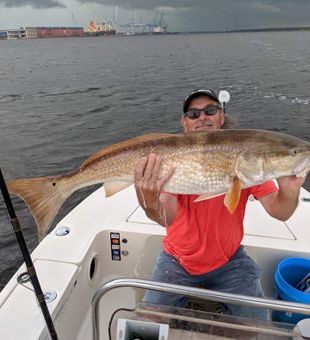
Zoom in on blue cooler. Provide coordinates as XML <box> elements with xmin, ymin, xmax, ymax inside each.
<box><xmin>273</xmin><ymin>257</ymin><xmax>310</xmax><ymax>324</ymax></box>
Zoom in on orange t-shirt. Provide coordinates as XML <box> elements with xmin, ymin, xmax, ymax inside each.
<box><xmin>163</xmin><ymin>181</ymin><xmax>278</xmax><ymax>275</ymax></box>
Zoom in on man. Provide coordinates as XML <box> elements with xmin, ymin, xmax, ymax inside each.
<box><xmin>134</xmin><ymin>89</ymin><xmax>307</xmax><ymax>319</ymax></box>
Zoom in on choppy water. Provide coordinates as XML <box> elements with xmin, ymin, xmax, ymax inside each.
<box><xmin>0</xmin><ymin>32</ymin><xmax>309</xmax><ymax>291</ymax></box>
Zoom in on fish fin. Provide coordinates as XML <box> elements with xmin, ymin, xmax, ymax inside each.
<box><xmin>103</xmin><ymin>180</ymin><xmax>132</xmax><ymax>197</ymax></box>
<box><xmin>194</xmin><ymin>192</ymin><xmax>225</xmax><ymax>202</ymax></box>
<box><xmin>224</xmin><ymin>177</ymin><xmax>242</xmax><ymax>214</ymax></box>
<box><xmin>81</xmin><ymin>132</ymin><xmax>177</xmax><ymax>170</ymax></box>
<box><xmin>7</xmin><ymin>175</ymin><xmax>74</xmax><ymax>241</ymax></box>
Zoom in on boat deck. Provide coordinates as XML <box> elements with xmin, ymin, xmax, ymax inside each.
<box><xmin>0</xmin><ymin>185</ymin><xmax>309</xmax><ymax>339</ymax></box>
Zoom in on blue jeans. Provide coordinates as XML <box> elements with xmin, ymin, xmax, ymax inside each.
<box><xmin>143</xmin><ymin>246</ymin><xmax>268</xmax><ymax>320</ymax></box>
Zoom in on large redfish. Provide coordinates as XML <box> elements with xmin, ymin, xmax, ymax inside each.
<box><xmin>7</xmin><ymin>130</ymin><xmax>310</xmax><ymax>240</ymax></box>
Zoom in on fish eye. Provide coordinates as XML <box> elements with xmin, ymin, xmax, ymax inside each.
<box><xmin>291</xmin><ymin>149</ymin><xmax>298</xmax><ymax>156</ymax></box>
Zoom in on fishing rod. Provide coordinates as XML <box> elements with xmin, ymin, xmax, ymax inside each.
<box><xmin>0</xmin><ymin>168</ymin><xmax>58</xmax><ymax>340</ymax></box>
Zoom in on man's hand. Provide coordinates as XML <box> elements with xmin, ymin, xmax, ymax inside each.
<box><xmin>260</xmin><ymin>172</ymin><xmax>309</xmax><ymax>221</ymax></box>
<box><xmin>134</xmin><ymin>153</ymin><xmax>176</xmax><ymax>226</ymax></box>
<box><xmin>277</xmin><ymin>174</ymin><xmax>308</xmax><ymax>195</ymax></box>
<box><xmin>134</xmin><ymin>154</ymin><xmax>174</xmax><ymax>209</ymax></box>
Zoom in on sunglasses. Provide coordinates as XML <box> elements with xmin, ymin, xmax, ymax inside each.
<box><xmin>184</xmin><ymin>105</ymin><xmax>222</xmax><ymax>120</ymax></box>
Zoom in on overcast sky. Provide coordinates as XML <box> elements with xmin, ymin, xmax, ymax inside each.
<box><xmin>1</xmin><ymin>0</ymin><xmax>310</xmax><ymax>32</ymax></box>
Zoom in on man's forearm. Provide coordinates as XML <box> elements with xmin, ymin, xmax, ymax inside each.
<box><xmin>144</xmin><ymin>201</ymin><xmax>175</xmax><ymax>227</ymax></box>
<box><xmin>260</xmin><ymin>175</ymin><xmax>307</xmax><ymax>221</ymax></box>
<box><xmin>267</xmin><ymin>189</ymin><xmax>299</xmax><ymax>221</ymax></box>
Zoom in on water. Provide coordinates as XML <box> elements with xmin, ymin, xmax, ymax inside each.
<box><xmin>0</xmin><ymin>32</ymin><xmax>309</xmax><ymax>291</ymax></box>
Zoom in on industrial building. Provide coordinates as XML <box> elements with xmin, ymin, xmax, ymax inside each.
<box><xmin>0</xmin><ymin>27</ymin><xmax>84</xmax><ymax>40</ymax></box>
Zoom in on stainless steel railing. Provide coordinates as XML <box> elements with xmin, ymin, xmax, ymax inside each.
<box><xmin>91</xmin><ymin>277</ymin><xmax>310</xmax><ymax>340</ymax></box>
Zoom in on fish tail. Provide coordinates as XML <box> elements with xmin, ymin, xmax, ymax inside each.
<box><xmin>7</xmin><ymin>174</ymin><xmax>75</xmax><ymax>241</ymax></box>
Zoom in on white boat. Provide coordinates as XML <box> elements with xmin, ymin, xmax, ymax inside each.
<box><xmin>0</xmin><ymin>184</ymin><xmax>310</xmax><ymax>339</ymax></box>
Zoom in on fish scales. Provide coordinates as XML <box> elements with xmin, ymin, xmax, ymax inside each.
<box><xmin>77</xmin><ymin>133</ymin><xmax>243</xmax><ymax>194</ymax></box>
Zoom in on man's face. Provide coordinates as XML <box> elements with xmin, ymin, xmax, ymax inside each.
<box><xmin>181</xmin><ymin>96</ymin><xmax>224</xmax><ymax>133</ymax></box>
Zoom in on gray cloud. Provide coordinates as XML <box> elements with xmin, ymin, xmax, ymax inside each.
<box><xmin>75</xmin><ymin>0</ymin><xmax>310</xmax><ymax>11</ymax></box>
<box><xmin>0</xmin><ymin>0</ymin><xmax>65</xmax><ymax>8</ymax></box>
<box><xmin>1</xmin><ymin>0</ymin><xmax>310</xmax><ymax>12</ymax></box>
<box><xmin>2</xmin><ymin>0</ymin><xmax>310</xmax><ymax>11</ymax></box>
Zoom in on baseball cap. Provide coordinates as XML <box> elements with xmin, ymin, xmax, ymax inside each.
<box><xmin>183</xmin><ymin>89</ymin><xmax>220</xmax><ymax>113</ymax></box>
